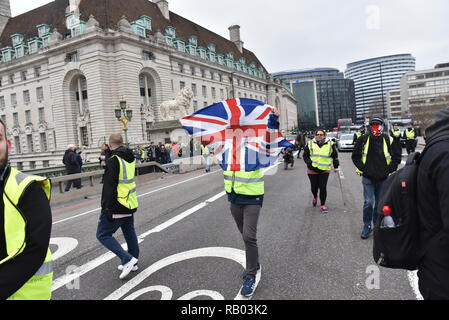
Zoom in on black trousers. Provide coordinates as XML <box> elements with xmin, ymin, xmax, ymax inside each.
<box><xmin>308</xmin><ymin>173</ymin><xmax>330</xmax><ymax>206</ymax></box>
<box><xmin>406</xmin><ymin>140</ymin><xmax>416</xmax><ymax>155</ymax></box>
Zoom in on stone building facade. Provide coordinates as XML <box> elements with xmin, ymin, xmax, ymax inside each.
<box><xmin>0</xmin><ymin>0</ymin><xmax>296</xmax><ymax>169</ymax></box>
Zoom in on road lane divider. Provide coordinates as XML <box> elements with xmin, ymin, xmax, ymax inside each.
<box><xmin>52</xmin><ymin>169</ymin><xmax>221</xmax><ymax>226</ymax></box>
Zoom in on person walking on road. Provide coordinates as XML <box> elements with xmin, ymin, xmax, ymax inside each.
<box><xmin>0</xmin><ymin>119</ymin><xmax>53</xmax><ymax>300</ymax></box>
<box><xmin>296</xmin><ymin>131</ymin><xmax>306</xmax><ymax>159</ymax></box>
<box><xmin>96</xmin><ymin>133</ymin><xmax>139</xmax><ymax>280</ymax></box>
<box><xmin>389</xmin><ymin>123</ymin><xmax>402</xmax><ymax>142</ymax></box>
<box><xmin>352</xmin><ymin>115</ymin><xmax>401</xmax><ymax>239</ymax></box>
<box><xmin>201</xmin><ymin>144</ymin><xmax>211</xmax><ymax>172</ymax></box>
<box><xmin>353</xmin><ymin>126</ymin><xmax>366</xmax><ymax>145</ymax></box>
<box><xmin>403</xmin><ymin>123</ymin><xmax>417</xmax><ymax>155</ymax></box>
<box><xmin>63</xmin><ymin>144</ymin><xmax>81</xmax><ymax>191</ymax></box>
<box><xmin>224</xmin><ymin>106</ymin><xmax>280</xmax><ymax>297</ymax></box>
<box><xmin>416</xmin><ymin>106</ymin><xmax>449</xmax><ymax>300</ymax></box>
<box><xmin>303</xmin><ymin>129</ymin><xmax>339</xmax><ymax>214</ymax></box>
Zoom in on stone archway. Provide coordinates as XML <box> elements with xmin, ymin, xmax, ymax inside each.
<box><xmin>62</xmin><ymin>69</ymin><xmax>92</xmax><ymax>148</ymax></box>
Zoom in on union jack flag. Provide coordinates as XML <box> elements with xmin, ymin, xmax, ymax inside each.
<box><xmin>180</xmin><ymin>98</ymin><xmax>293</xmax><ymax>172</ymax></box>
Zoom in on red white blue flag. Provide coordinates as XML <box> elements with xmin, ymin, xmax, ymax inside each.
<box><xmin>180</xmin><ymin>98</ymin><xmax>293</xmax><ymax>172</ymax></box>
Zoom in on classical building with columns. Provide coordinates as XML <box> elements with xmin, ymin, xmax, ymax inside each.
<box><xmin>0</xmin><ymin>0</ymin><xmax>297</xmax><ymax>169</ymax></box>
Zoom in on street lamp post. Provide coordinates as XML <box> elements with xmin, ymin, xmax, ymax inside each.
<box><xmin>115</xmin><ymin>99</ymin><xmax>133</xmax><ymax>148</ymax></box>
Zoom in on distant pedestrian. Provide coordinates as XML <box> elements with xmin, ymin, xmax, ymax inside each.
<box><xmin>296</xmin><ymin>131</ymin><xmax>306</xmax><ymax>159</ymax></box>
<box><xmin>201</xmin><ymin>144</ymin><xmax>211</xmax><ymax>172</ymax></box>
<box><xmin>96</xmin><ymin>133</ymin><xmax>139</xmax><ymax>280</ymax></box>
<box><xmin>403</xmin><ymin>123</ymin><xmax>417</xmax><ymax>155</ymax></box>
<box><xmin>75</xmin><ymin>147</ymin><xmax>83</xmax><ymax>189</ymax></box>
<box><xmin>353</xmin><ymin>126</ymin><xmax>366</xmax><ymax>145</ymax></box>
<box><xmin>62</xmin><ymin>144</ymin><xmax>81</xmax><ymax>192</ymax></box>
<box><xmin>352</xmin><ymin>115</ymin><xmax>401</xmax><ymax>239</ymax></box>
<box><xmin>303</xmin><ymin>129</ymin><xmax>339</xmax><ymax>214</ymax></box>
<box><xmin>0</xmin><ymin>119</ymin><xmax>53</xmax><ymax>300</ymax></box>
<box><xmin>389</xmin><ymin>123</ymin><xmax>402</xmax><ymax>142</ymax></box>
<box><xmin>416</xmin><ymin>106</ymin><xmax>449</xmax><ymax>300</ymax></box>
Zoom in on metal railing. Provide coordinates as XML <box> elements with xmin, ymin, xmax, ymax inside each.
<box><xmin>39</xmin><ymin>162</ymin><xmax>179</xmax><ymax>194</ymax></box>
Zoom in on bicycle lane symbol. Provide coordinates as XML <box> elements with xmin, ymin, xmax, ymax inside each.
<box><xmin>104</xmin><ymin>247</ymin><xmax>252</xmax><ymax>300</ymax></box>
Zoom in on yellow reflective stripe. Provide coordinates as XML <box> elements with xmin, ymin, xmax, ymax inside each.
<box><xmin>233</xmin><ymin>177</ymin><xmax>264</xmax><ymax>184</ymax></box>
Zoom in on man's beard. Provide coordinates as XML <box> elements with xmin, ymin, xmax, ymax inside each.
<box><xmin>0</xmin><ymin>146</ymin><xmax>8</xmax><ymax>170</ymax></box>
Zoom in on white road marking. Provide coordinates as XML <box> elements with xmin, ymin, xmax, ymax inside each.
<box><xmin>52</xmin><ymin>170</ymin><xmax>221</xmax><ymax>226</ymax></box>
<box><xmin>52</xmin><ymin>161</ymin><xmax>281</xmax><ymax>294</ymax></box>
<box><xmin>49</xmin><ymin>237</ymin><xmax>79</xmax><ymax>261</ymax></box>
<box><xmin>407</xmin><ymin>271</ymin><xmax>424</xmax><ymax>300</ymax></box>
<box><xmin>104</xmin><ymin>247</ymin><xmax>245</xmax><ymax>300</ymax></box>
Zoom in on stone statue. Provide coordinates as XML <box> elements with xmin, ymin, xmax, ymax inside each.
<box><xmin>160</xmin><ymin>87</ymin><xmax>194</xmax><ymax>121</ymax></box>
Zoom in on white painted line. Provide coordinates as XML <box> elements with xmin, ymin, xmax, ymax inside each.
<box><xmin>407</xmin><ymin>271</ymin><xmax>424</xmax><ymax>300</ymax></box>
<box><xmin>52</xmin><ymin>162</ymin><xmax>279</xmax><ymax>294</ymax></box>
<box><xmin>104</xmin><ymin>247</ymin><xmax>245</xmax><ymax>300</ymax></box>
<box><xmin>52</xmin><ymin>170</ymin><xmax>220</xmax><ymax>226</ymax></box>
<box><xmin>51</xmin><ymin>189</ymin><xmax>226</xmax><ymax>292</ymax></box>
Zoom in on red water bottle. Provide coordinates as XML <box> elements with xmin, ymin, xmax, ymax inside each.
<box><xmin>380</xmin><ymin>206</ymin><xmax>395</xmax><ymax>228</ymax></box>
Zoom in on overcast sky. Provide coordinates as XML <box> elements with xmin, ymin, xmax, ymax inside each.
<box><xmin>10</xmin><ymin>0</ymin><xmax>449</xmax><ymax>73</ymax></box>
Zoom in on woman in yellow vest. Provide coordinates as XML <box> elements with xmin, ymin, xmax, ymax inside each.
<box><xmin>303</xmin><ymin>129</ymin><xmax>340</xmax><ymax>214</ymax></box>
<box><xmin>0</xmin><ymin>120</ymin><xmax>53</xmax><ymax>300</ymax></box>
<box><xmin>224</xmin><ymin>106</ymin><xmax>280</xmax><ymax>297</ymax></box>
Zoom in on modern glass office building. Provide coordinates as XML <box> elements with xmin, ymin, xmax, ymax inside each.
<box><xmin>345</xmin><ymin>54</ymin><xmax>416</xmax><ymax>121</ymax></box>
<box><xmin>273</xmin><ymin>68</ymin><xmax>356</xmax><ymax>130</ymax></box>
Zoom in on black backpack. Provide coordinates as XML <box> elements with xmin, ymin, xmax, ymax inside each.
<box><xmin>373</xmin><ymin>132</ymin><xmax>449</xmax><ymax>270</ymax></box>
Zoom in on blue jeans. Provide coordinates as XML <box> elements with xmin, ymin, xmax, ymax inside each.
<box><xmin>96</xmin><ymin>211</ymin><xmax>139</xmax><ymax>265</ymax></box>
<box><xmin>204</xmin><ymin>156</ymin><xmax>210</xmax><ymax>171</ymax></box>
<box><xmin>362</xmin><ymin>177</ymin><xmax>385</xmax><ymax>229</ymax></box>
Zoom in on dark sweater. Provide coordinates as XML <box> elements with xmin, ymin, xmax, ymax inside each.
<box><xmin>0</xmin><ymin>166</ymin><xmax>52</xmax><ymax>300</ymax></box>
<box><xmin>101</xmin><ymin>146</ymin><xmax>138</xmax><ymax>215</ymax></box>
<box><xmin>352</xmin><ymin>133</ymin><xmax>401</xmax><ymax>182</ymax></box>
<box><xmin>417</xmin><ymin>107</ymin><xmax>449</xmax><ymax>298</ymax></box>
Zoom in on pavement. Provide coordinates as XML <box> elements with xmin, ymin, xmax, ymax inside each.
<box><xmin>49</xmin><ymin>150</ymin><xmax>421</xmax><ymax>301</ymax></box>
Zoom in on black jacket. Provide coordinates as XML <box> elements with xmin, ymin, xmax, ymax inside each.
<box><xmin>352</xmin><ymin>132</ymin><xmax>401</xmax><ymax>182</ymax></box>
<box><xmin>101</xmin><ymin>146</ymin><xmax>137</xmax><ymax>215</ymax></box>
<box><xmin>303</xmin><ymin>139</ymin><xmax>339</xmax><ymax>173</ymax></box>
<box><xmin>417</xmin><ymin>106</ymin><xmax>449</xmax><ymax>299</ymax></box>
<box><xmin>63</xmin><ymin>149</ymin><xmax>81</xmax><ymax>174</ymax></box>
<box><xmin>0</xmin><ymin>165</ymin><xmax>52</xmax><ymax>299</ymax></box>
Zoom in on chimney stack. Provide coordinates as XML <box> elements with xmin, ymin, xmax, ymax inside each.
<box><xmin>154</xmin><ymin>0</ymin><xmax>170</xmax><ymax>20</ymax></box>
<box><xmin>0</xmin><ymin>0</ymin><xmax>11</xmax><ymax>36</ymax></box>
<box><xmin>229</xmin><ymin>25</ymin><xmax>244</xmax><ymax>53</ymax></box>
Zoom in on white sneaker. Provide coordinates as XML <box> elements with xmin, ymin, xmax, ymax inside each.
<box><xmin>119</xmin><ymin>257</ymin><xmax>138</xmax><ymax>279</ymax></box>
<box><xmin>118</xmin><ymin>264</ymin><xmax>138</xmax><ymax>272</ymax></box>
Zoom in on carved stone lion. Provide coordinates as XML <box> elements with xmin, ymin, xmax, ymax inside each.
<box><xmin>160</xmin><ymin>87</ymin><xmax>194</xmax><ymax>121</ymax></box>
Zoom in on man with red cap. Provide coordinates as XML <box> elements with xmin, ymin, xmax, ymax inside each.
<box><xmin>352</xmin><ymin>115</ymin><xmax>402</xmax><ymax>239</ymax></box>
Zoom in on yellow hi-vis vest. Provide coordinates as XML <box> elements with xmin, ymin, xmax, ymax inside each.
<box><xmin>355</xmin><ymin>132</ymin><xmax>362</xmax><ymax>139</ymax></box>
<box><xmin>309</xmin><ymin>140</ymin><xmax>333</xmax><ymax>171</ymax></box>
<box><xmin>223</xmin><ymin>169</ymin><xmax>264</xmax><ymax>196</ymax></box>
<box><xmin>406</xmin><ymin>129</ymin><xmax>415</xmax><ymax>140</ymax></box>
<box><xmin>201</xmin><ymin>145</ymin><xmax>210</xmax><ymax>156</ymax></box>
<box><xmin>356</xmin><ymin>136</ymin><xmax>393</xmax><ymax>176</ymax></box>
<box><xmin>112</xmin><ymin>155</ymin><xmax>138</xmax><ymax>210</ymax></box>
<box><xmin>1</xmin><ymin>167</ymin><xmax>53</xmax><ymax>300</ymax></box>
<box><xmin>392</xmin><ymin>129</ymin><xmax>401</xmax><ymax>138</ymax></box>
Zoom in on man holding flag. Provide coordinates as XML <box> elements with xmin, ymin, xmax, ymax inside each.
<box><xmin>181</xmin><ymin>98</ymin><xmax>289</xmax><ymax>297</ymax></box>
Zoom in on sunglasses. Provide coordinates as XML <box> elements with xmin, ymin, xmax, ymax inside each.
<box><xmin>316</xmin><ymin>133</ymin><xmax>325</xmax><ymax>136</ymax></box>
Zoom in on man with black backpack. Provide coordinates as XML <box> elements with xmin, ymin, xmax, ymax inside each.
<box><xmin>352</xmin><ymin>115</ymin><xmax>402</xmax><ymax>240</ymax></box>
<box><xmin>416</xmin><ymin>106</ymin><xmax>449</xmax><ymax>300</ymax></box>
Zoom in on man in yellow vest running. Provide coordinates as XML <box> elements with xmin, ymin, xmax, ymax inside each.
<box><xmin>224</xmin><ymin>106</ymin><xmax>280</xmax><ymax>297</ymax></box>
<box><xmin>0</xmin><ymin>120</ymin><xmax>53</xmax><ymax>300</ymax></box>
<box><xmin>96</xmin><ymin>133</ymin><xmax>139</xmax><ymax>280</ymax></box>
<box><xmin>352</xmin><ymin>116</ymin><xmax>401</xmax><ymax>239</ymax></box>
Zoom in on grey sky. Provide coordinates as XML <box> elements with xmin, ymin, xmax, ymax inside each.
<box><xmin>10</xmin><ymin>0</ymin><xmax>449</xmax><ymax>73</ymax></box>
